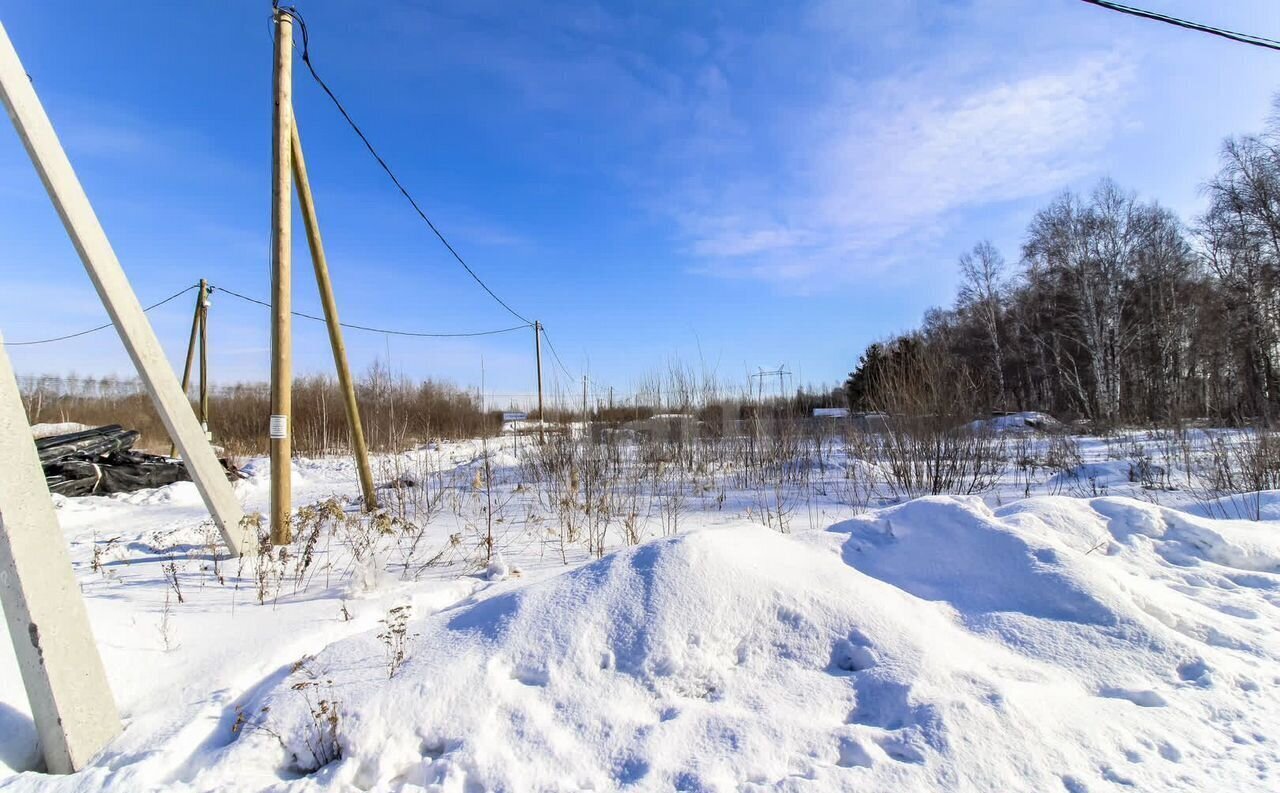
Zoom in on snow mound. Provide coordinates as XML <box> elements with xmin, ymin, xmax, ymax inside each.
<box><xmin>966</xmin><ymin>411</ymin><xmax>1060</xmax><ymax>433</ymax></box>
<box><xmin>194</xmin><ymin>496</ymin><xmax>1280</xmax><ymax>791</ymax></box>
<box><xmin>114</xmin><ymin>480</ymin><xmax>204</xmax><ymax>507</ymax></box>
<box><xmin>1179</xmin><ymin>489</ymin><xmax>1280</xmax><ymax>521</ymax></box>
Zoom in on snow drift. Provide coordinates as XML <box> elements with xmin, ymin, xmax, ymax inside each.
<box><xmin>133</xmin><ymin>495</ymin><xmax>1280</xmax><ymax>792</ymax></box>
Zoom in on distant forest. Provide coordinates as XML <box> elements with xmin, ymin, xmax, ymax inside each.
<box><xmin>844</xmin><ymin>103</ymin><xmax>1280</xmax><ymax>428</ymax></box>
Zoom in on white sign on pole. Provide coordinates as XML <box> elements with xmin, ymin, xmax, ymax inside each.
<box><xmin>269</xmin><ymin>414</ymin><xmax>288</xmax><ymax>439</ymax></box>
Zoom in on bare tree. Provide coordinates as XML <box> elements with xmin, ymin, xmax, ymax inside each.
<box><xmin>956</xmin><ymin>240</ymin><xmax>1009</xmax><ymax>408</ymax></box>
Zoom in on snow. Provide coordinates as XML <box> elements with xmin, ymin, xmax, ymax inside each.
<box><xmin>2</xmin><ymin>433</ymin><xmax>1280</xmax><ymax>790</ymax></box>
<box><xmin>967</xmin><ymin>411</ymin><xmax>1061</xmax><ymax>433</ymax></box>
<box><xmin>1181</xmin><ymin>490</ymin><xmax>1280</xmax><ymax>522</ymax></box>
<box><xmin>29</xmin><ymin>422</ymin><xmax>93</xmax><ymax>438</ymax></box>
<box><xmin>500</xmin><ymin>420</ymin><xmax>552</xmax><ymax>436</ymax></box>
<box><xmin>484</xmin><ymin>553</ymin><xmax>511</xmax><ymax>581</ymax></box>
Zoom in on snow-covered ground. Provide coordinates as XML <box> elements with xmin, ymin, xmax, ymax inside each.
<box><xmin>2</xmin><ymin>430</ymin><xmax>1279</xmax><ymax>791</ymax></box>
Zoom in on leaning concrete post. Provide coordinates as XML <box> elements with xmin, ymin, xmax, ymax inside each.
<box><xmin>0</xmin><ymin>20</ymin><xmax>250</xmax><ymax>556</ymax></box>
<box><xmin>0</xmin><ymin>331</ymin><xmax>122</xmax><ymax>773</ymax></box>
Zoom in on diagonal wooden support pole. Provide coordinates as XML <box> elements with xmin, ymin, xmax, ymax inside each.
<box><xmin>170</xmin><ymin>280</ymin><xmax>204</xmax><ymax>458</ymax></box>
<box><xmin>0</xmin><ymin>331</ymin><xmax>122</xmax><ymax>773</ymax></box>
<box><xmin>290</xmin><ymin>118</ymin><xmax>379</xmax><ymax>510</ymax></box>
<box><xmin>197</xmin><ymin>278</ymin><xmax>209</xmax><ymax>433</ymax></box>
<box><xmin>0</xmin><ymin>20</ymin><xmax>250</xmax><ymax>557</ymax></box>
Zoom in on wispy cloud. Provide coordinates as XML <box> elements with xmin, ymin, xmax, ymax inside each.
<box><xmin>679</xmin><ymin>52</ymin><xmax>1134</xmax><ymax>284</ymax></box>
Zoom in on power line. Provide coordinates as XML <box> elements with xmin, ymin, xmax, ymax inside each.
<box><xmin>1079</xmin><ymin>0</ymin><xmax>1280</xmax><ymax>51</ymax></box>
<box><xmin>2</xmin><ymin>284</ymin><xmax>199</xmax><ymax>346</ymax></box>
<box><xmin>275</xmin><ymin>4</ymin><xmax>535</xmax><ymax>326</ymax></box>
<box><xmin>538</xmin><ymin>326</ymin><xmax>577</xmax><ymax>381</ymax></box>
<box><xmin>212</xmin><ymin>284</ymin><xmax>531</xmax><ymax>338</ymax></box>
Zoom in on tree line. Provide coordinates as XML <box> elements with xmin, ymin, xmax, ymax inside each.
<box><xmin>845</xmin><ymin>105</ymin><xmax>1280</xmax><ymax>428</ymax></box>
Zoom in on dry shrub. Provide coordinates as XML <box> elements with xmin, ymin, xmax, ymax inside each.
<box><xmin>865</xmin><ymin>341</ymin><xmax>1007</xmax><ymax>498</ymax></box>
<box><xmin>18</xmin><ymin>366</ymin><xmax>496</xmax><ymax>456</ymax></box>
<box><xmin>1189</xmin><ymin>428</ymin><xmax>1280</xmax><ymax>520</ymax></box>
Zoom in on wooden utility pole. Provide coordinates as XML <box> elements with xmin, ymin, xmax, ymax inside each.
<box><xmin>0</xmin><ymin>331</ymin><xmax>122</xmax><ymax>773</ymax></box>
<box><xmin>198</xmin><ymin>279</ymin><xmax>209</xmax><ymax>436</ymax></box>
<box><xmin>172</xmin><ymin>280</ymin><xmax>204</xmax><ymax>457</ymax></box>
<box><xmin>270</xmin><ymin>8</ymin><xmax>294</xmax><ymax>544</ymax></box>
<box><xmin>290</xmin><ymin>119</ymin><xmax>378</xmax><ymax>510</ymax></box>
<box><xmin>582</xmin><ymin>375</ymin><xmax>588</xmax><ymax>421</ymax></box>
<box><xmin>0</xmin><ymin>20</ymin><xmax>249</xmax><ymax>556</ymax></box>
<box><xmin>534</xmin><ymin>320</ymin><xmax>545</xmax><ymax>442</ymax></box>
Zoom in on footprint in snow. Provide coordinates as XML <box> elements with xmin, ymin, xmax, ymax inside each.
<box><xmin>871</xmin><ymin>733</ymin><xmax>925</xmax><ymax>764</ymax></box>
<box><xmin>836</xmin><ymin>737</ymin><xmax>875</xmax><ymax>768</ymax></box>
<box><xmin>1176</xmin><ymin>658</ymin><xmax>1212</xmax><ymax>687</ymax></box>
<box><xmin>829</xmin><ymin>632</ymin><xmax>878</xmax><ymax>675</ymax></box>
<box><xmin>487</xmin><ymin>656</ymin><xmax>549</xmax><ymax>687</ymax></box>
<box><xmin>512</xmin><ymin>665</ymin><xmax>549</xmax><ymax>687</ymax></box>
<box><xmin>1060</xmin><ymin>774</ymin><xmax>1089</xmax><ymax>793</ymax></box>
<box><xmin>835</xmin><ymin>733</ymin><xmax>923</xmax><ymax>767</ymax></box>
<box><xmin>1098</xmin><ymin>686</ymin><xmax>1167</xmax><ymax>708</ymax></box>
<box><xmin>1100</xmin><ymin>764</ymin><xmax>1136</xmax><ymax>786</ymax></box>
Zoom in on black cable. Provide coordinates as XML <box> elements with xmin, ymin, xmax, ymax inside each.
<box><xmin>3</xmin><ymin>284</ymin><xmax>200</xmax><ymax>346</ymax></box>
<box><xmin>1079</xmin><ymin>0</ymin><xmax>1280</xmax><ymax>51</ymax></box>
<box><xmin>539</xmin><ymin>326</ymin><xmax>577</xmax><ymax>381</ymax></box>
<box><xmin>212</xmin><ymin>284</ymin><xmax>531</xmax><ymax>338</ymax></box>
<box><xmin>273</xmin><ymin>4</ymin><xmax>535</xmax><ymax>326</ymax></box>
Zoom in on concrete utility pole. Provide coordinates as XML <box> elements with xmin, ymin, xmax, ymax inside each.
<box><xmin>0</xmin><ymin>20</ymin><xmax>249</xmax><ymax>556</ymax></box>
<box><xmin>290</xmin><ymin>119</ymin><xmax>378</xmax><ymax>510</ymax></box>
<box><xmin>0</xmin><ymin>331</ymin><xmax>122</xmax><ymax>774</ymax></box>
<box><xmin>270</xmin><ymin>8</ymin><xmax>294</xmax><ymax>544</ymax></box>
<box><xmin>534</xmin><ymin>321</ymin><xmax>545</xmax><ymax>442</ymax></box>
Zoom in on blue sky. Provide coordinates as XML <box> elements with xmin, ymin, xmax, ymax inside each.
<box><xmin>1</xmin><ymin>0</ymin><xmax>1278</xmax><ymax>404</ymax></box>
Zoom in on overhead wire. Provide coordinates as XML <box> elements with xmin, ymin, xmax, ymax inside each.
<box><xmin>272</xmin><ymin>3</ymin><xmax>535</xmax><ymax>326</ymax></box>
<box><xmin>3</xmin><ymin>279</ymin><xmax>530</xmax><ymax>347</ymax></box>
<box><xmin>2</xmin><ymin>283</ymin><xmax>199</xmax><ymax>346</ymax></box>
<box><xmin>13</xmin><ymin>6</ymin><xmax>588</xmax><ymax>373</ymax></box>
<box><xmin>211</xmin><ymin>284</ymin><xmax>532</xmax><ymax>338</ymax></box>
<box><xmin>1078</xmin><ymin>0</ymin><xmax>1280</xmax><ymax>52</ymax></box>
<box><xmin>538</xmin><ymin>326</ymin><xmax>577</xmax><ymax>382</ymax></box>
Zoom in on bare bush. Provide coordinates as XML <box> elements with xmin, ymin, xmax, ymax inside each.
<box><xmin>865</xmin><ymin>343</ymin><xmax>1007</xmax><ymax>498</ymax></box>
<box><xmin>1188</xmin><ymin>429</ymin><xmax>1280</xmax><ymax>520</ymax></box>
<box><xmin>18</xmin><ymin>369</ymin><xmax>496</xmax><ymax>456</ymax></box>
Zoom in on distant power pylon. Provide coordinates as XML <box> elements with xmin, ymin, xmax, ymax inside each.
<box><xmin>751</xmin><ymin>365</ymin><xmax>792</xmax><ymax>401</ymax></box>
